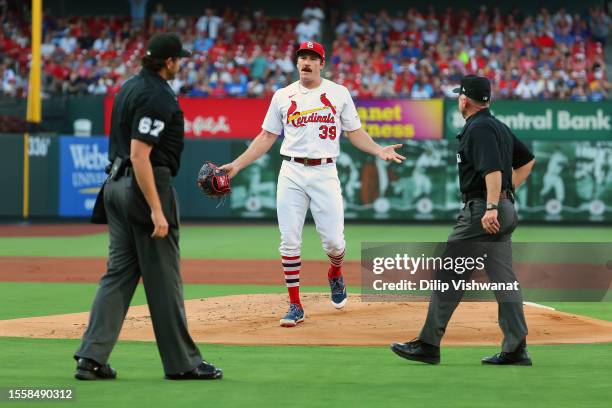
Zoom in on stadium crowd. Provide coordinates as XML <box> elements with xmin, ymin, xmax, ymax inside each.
<box><xmin>0</xmin><ymin>4</ymin><xmax>305</xmax><ymax>99</ymax></box>
<box><xmin>0</xmin><ymin>2</ymin><xmax>610</xmax><ymax>101</ymax></box>
<box><xmin>330</xmin><ymin>6</ymin><xmax>611</xmax><ymax>101</ymax></box>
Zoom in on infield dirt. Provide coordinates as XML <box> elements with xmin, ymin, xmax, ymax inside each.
<box><xmin>1</xmin><ymin>293</ymin><xmax>611</xmax><ymax>346</ymax></box>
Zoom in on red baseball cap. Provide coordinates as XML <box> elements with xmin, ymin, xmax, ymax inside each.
<box><xmin>296</xmin><ymin>41</ymin><xmax>325</xmax><ymax>61</ymax></box>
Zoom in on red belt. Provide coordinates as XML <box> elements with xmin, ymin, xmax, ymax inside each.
<box><xmin>282</xmin><ymin>156</ymin><xmax>334</xmax><ymax>166</ymax></box>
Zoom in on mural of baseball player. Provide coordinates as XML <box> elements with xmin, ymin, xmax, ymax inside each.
<box><xmin>592</xmin><ymin>144</ymin><xmax>611</xmax><ymax>200</ymax></box>
<box><xmin>389</xmin><ymin>144</ymin><xmax>440</xmax><ymax>211</ymax></box>
<box><xmin>601</xmin><ymin>149</ymin><xmax>612</xmax><ymax>199</ymax></box>
<box><xmin>410</xmin><ymin>147</ymin><xmax>440</xmax><ymax>201</ymax></box>
<box><xmin>540</xmin><ymin>146</ymin><xmax>568</xmax><ymax>203</ymax></box>
<box><xmin>375</xmin><ymin>157</ymin><xmax>391</xmax><ymax>197</ymax></box>
<box><xmin>230</xmin><ymin>153</ymin><xmax>277</xmax><ymax>213</ymax></box>
<box><xmin>575</xmin><ymin>157</ymin><xmax>596</xmax><ymax>201</ymax></box>
<box><xmin>220</xmin><ymin>41</ymin><xmax>405</xmax><ymax>327</ymax></box>
<box><xmin>245</xmin><ymin>154</ymin><xmax>277</xmax><ymax>210</ymax></box>
<box><xmin>336</xmin><ymin>152</ymin><xmax>361</xmax><ymax>206</ymax></box>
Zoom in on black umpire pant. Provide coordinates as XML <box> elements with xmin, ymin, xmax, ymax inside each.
<box><xmin>419</xmin><ymin>198</ymin><xmax>528</xmax><ymax>352</ymax></box>
<box><xmin>74</xmin><ymin>169</ymin><xmax>203</xmax><ymax>375</ymax></box>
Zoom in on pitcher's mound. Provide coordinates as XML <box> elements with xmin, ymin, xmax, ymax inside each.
<box><xmin>1</xmin><ymin>293</ymin><xmax>611</xmax><ymax>346</ymax></box>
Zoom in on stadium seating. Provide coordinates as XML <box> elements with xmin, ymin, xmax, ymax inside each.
<box><xmin>0</xmin><ymin>5</ymin><xmax>609</xmax><ymax>100</ymax></box>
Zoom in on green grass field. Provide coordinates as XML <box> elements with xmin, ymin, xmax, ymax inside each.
<box><xmin>0</xmin><ymin>224</ymin><xmax>611</xmax><ymax>408</ymax></box>
<box><xmin>2</xmin><ymin>224</ymin><xmax>612</xmax><ymax>259</ymax></box>
<box><xmin>2</xmin><ymin>337</ymin><xmax>610</xmax><ymax>408</ymax></box>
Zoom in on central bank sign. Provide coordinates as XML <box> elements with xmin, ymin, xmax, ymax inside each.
<box><xmin>444</xmin><ymin>101</ymin><xmax>612</xmax><ymax>140</ymax></box>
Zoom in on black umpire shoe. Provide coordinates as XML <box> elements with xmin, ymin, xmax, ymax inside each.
<box><xmin>390</xmin><ymin>339</ymin><xmax>440</xmax><ymax>365</ymax></box>
<box><xmin>482</xmin><ymin>341</ymin><xmax>533</xmax><ymax>366</ymax></box>
<box><xmin>74</xmin><ymin>357</ymin><xmax>117</xmax><ymax>380</ymax></box>
<box><xmin>165</xmin><ymin>361</ymin><xmax>223</xmax><ymax>380</ymax></box>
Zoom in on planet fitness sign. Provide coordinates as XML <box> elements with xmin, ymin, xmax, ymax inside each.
<box><xmin>356</xmin><ymin>99</ymin><xmax>443</xmax><ymax>140</ymax></box>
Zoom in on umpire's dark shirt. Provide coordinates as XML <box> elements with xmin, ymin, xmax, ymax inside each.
<box><xmin>108</xmin><ymin>67</ymin><xmax>184</xmax><ymax>176</ymax></box>
<box><xmin>456</xmin><ymin>108</ymin><xmax>534</xmax><ymax>193</ymax></box>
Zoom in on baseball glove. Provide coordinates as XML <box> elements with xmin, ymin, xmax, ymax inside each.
<box><xmin>197</xmin><ymin>161</ymin><xmax>231</xmax><ymax>203</ymax></box>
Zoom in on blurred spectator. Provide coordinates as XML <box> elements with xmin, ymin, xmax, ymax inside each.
<box><xmin>421</xmin><ymin>19</ymin><xmax>439</xmax><ymax>45</ymax></box>
<box><xmin>410</xmin><ymin>75</ymin><xmax>434</xmax><ymax>99</ymax></box>
<box><xmin>1</xmin><ymin>62</ymin><xmax>21</xmax><ymax>96</ymax></box>
<box><xmin>40</xmin><ymin>33</ymin><xmax>56</xmax><ymax>57</ymax></box>
<box><xmin>77</xmin><ymin>28</ymin><xmax>95</xmax><ymax>50</ymax></box>
<box><xmin>129</xmin><ymin>0</ymin><xmax>148</xmax><ymax>30</ymax></box>
<box><xmin>196</xmin><ymin>8</ymin><xmax>222</xmax><ymax>39</ymax></box>
<box><xmin>514</xmin><ymin>69</ymin><xmax>548</xmax><ymax>99</ymax></box>
<box><xmin>589</xmin><ymin>67</ymin><xmax>611</xmax><ymax>101</ymax></box>
<box><xmin>295</xmin><ymin>16</ymin><xmax>319</xmax><ymax>43</ymax></box>
<box><xmin>249</xmin><ymin>49</ymin><xmax>268</xmax><ymax>80</ymax></box>
<box><xmin>149</xmin><ymin>3</ymin><xmax>168</xmax><ymax>33</ymax></box>
<box><xmin>225</xmin><ymin>71</ymin><xmax>248</xmax><ymax>96</ymax></box>
<box><xmin>302</xmin><ymin>1</ymin><xmax>324</xmax><ymax>23</ymax></box>
<box><xmin>302</xmin><ymin>1</ymin><xmax>324</xmax><ymax>37</ymax></box>
<box><xmin>589</xmin><ymin>6</ymin><xmax>611</xmax><ymax>45</ymax></box>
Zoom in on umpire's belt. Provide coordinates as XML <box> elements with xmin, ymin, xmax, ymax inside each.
<box><xmin>282</xmin><ymin>155</ymin><xmax>334</xmax><ymax>166</ymax></box>
<box><xmin>123</xmin><ymin>166</ymin><xmax>170</xmax><ymax>177</ymax></box>
<box><xmin>462</xmin><ymin>190</ymin><xmax>514</xmax><ymax>203</ymax></box>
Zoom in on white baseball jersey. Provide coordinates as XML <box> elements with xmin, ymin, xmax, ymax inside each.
<box><xmin>262</xmin><ymin>79</ymin><xmax>362</xmax><ymax>159</ymax></box>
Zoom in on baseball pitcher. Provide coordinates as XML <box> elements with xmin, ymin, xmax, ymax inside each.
<box><xmin>221</xmin><ymin>41</ymin><xmax>405</xmax><ymax>327</ymax></box>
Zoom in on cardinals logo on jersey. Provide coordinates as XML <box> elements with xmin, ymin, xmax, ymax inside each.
<box><xmin>320</xmin><ymin>93</ymin><xmax>336</xmax><ymax>115</ymax></box>
<box><xmin>286</xmin><ymin>94</ymin><xmax>337</xmax><ymax>128</ymax></box>
<box><xmin>287</xmin><ymin>100</ymin><xmax>298</xmax><ymax>124</ymax></box>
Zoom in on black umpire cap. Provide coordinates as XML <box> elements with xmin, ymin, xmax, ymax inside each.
<box><xmin>453</xmin><ymin>75</ymin><xmax>491</xmax><ymax>102</ymax></box>
<box><xmin>145</xmin><ymin>33</ymin><xmax>191</xmax><ymax>59</ymax></box>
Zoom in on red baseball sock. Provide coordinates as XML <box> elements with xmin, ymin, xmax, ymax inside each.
<box><xmin>327</xmin><ymin>250</ymin><xmax>345</xmax><ymax>279</ymax></box>
<box><xmin>282</xmin><ymin>255</ymin><xmax>301</xmax><ymax>306</ymax></box>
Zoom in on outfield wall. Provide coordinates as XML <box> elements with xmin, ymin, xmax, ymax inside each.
<box><xmin>1</xmin><ymin>98</ymin><xmax>610</xmax><ymax>221</ymax></box>
<box><xmin>2</xmin><ymin>134</ymin><xmax>611</xmax><ymax>223</ymax></box>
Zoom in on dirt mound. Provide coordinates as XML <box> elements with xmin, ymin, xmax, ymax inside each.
<box><xmin>1</xmin><ymin>294</ymin><xmax>611</xmax><ymax>346</ymax></box>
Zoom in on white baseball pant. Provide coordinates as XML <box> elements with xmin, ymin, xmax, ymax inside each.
<box><xmin>276</xmin><ymin>159</ymin><xmax>345</xmax><ymax>258</ymax></box>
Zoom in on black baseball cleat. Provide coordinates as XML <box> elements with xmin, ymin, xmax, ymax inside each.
<box><xmin>390</xmin><ymin>339</ymin><xmax>440</xmax><ymax>365</ymax></box>
<box><xmin>74</xmin><ymin>357</ymin><xmax>117</xmax><ymax>380</ymax></box>
<box><xmin>165</xmin><ymin>361</ymin><xmax>223</xmax><ymax>380</ymax></box>
<box><xmin>482</xmin><ymin>342</ymin><xmax>533</xmax><ymax>366</ymax></box>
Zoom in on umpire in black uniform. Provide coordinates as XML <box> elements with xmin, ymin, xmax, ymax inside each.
<box><xmin>391</xmin><ymin>75</ymin><xmax>536</xmax><ymax>365</ymax></box>
<box><xmin>74</xmin><ymin>33</ymin><xmax>222</xmax><ymax>380</ymax></box>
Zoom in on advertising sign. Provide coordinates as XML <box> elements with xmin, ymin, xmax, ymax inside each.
<box><xmin>105</xmin><ymin>97</ymin><xmax>444</xmax><ymax>140</ymax></box>
<box><xmin>445</xmin><ymin>100</ymin><xmax>612</xmax><ymax>140</ymax></box>
<box><xmin>357</xmin><ymin>99</ymin><xmax>443</xmax><ymax>140</ymax></box>
<box><xmin>104</xmin><ymin>97</ymin><xmax>270</xmax><ymax>138</ymax></box>
<box><xmin>59</xmin><ymin>136</ymin><xmax>109</xmax><ymax>217</ymax></box>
